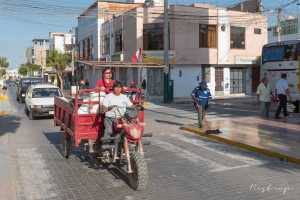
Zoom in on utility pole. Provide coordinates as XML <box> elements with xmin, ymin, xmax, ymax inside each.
<box><xmin>163</xmin><ymin>0</ymin><xmax>170</xmax><ymax>103</ymax></box>
<box><xmin>71</xmin><ymin>47</ymin><xmax>75</xmax><ymax>76</ymax></box>
<box><xmin>276</xmin><ymin>8</ymin><xmax>282</xmax><ymax>42</ymax></box>
<box><xmin>121</xmin><ymin>14</ymin><xmax>124</xmax><ymax>62</ymax></box>
<box><xmin>298</xmin><ymin>0</ymin><xmax>300</xmax><ymax>38</ymax></box>
<box><xmin>41</xmin><ymin>48</ymin><xmax>45</xmax><ymax>78</ymax></box>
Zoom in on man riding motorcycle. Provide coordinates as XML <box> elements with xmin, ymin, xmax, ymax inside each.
<box><xmin>102</xmin><ymin>81</ymin><xmax>133</xmax><ymax>141</ymax></box>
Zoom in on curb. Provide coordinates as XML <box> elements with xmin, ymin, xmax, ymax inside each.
<box><xmin>0</xmin><ymin>111</ymin><xmax>10</xmax><ymax>116</ymax></box>
<box><xmin>0</xmin><ymin>95</ymin><xmax>8</xmax><ymax>101</ymax></box>
<box><xmin>180</xmin><ymin>126</ymin><xmax>300</xmax><ymax>166</ymax></box>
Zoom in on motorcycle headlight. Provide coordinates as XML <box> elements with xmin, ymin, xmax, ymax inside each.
<box><xmin>21</xmin><ymin>93</ymin><xmax>25</xmax><ymax>97</ymax></box>
<box><xmin>128</xmin><ymin>125</ymin><xmax>142</xmax><ymax>139</ymax></box>
<box><xmin>125</xmin><ymin>107</ymin><xmax>138</xmax><ymax>119</ymax></box>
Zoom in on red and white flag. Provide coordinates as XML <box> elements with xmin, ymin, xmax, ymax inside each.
<box><xmin>132</xmin><ymin>48</ymin><xmax>142</xmax><ymax>64</ymax></box>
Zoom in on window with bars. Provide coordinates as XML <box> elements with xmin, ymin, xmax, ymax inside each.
<box><xmin>143</xmin><ymin>23</ymin><xmax>164</xmax><ymax>50</ymax></box>
<box><xmin>199</xmin><ymin>24</ymin><xmax>217</xmax><ymax>48</ymax></box>
<box><xmin>215</xmin><ymin>68</ymin><xmax>224</xmax><ymax>91</ymax></box>
<box><xmin>230</xmin><ymin>68</ymin><xmax>246</xmax><ymax>94</ymax></box>
<box><xmin>102</xmin><ymin>34</ymin><xmax>110</xmax><ymax>55</ymax></box>
<box><xmin>115</xmin><ymin>30</ymin><xmax>122</xmax><ymax>52</ymax></box>
<box><xmin>230</xmin><ymin>26</ymin><xmax>245</xmax><ymax>49</ymax></box>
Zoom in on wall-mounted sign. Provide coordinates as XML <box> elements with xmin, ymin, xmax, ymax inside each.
<box><xmin>142</xmin><ymin>50</ymin><xmax>176</xmax><ymax>64</ymax></box>
<box><xmin>235</xmin><ymin>56</ymin><xmax>257</xmax><ymax>64</ymax></box>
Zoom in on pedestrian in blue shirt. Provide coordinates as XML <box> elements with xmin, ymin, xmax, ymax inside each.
<box><xmin>191</xmin><ymin>81</ymin><xmax>212</xmax><ymax>128</ymax></box>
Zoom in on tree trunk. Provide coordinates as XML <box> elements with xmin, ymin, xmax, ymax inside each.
<box><xmin>57</xmin><ymin>73</ymin><xmax>64</xmax><ymax>90</ymax></box>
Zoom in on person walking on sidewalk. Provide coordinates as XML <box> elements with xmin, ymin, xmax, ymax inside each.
<box><xmin>275</xmin><ymin>73</ymin><xmax>291</xmax><ymax>119</ymax></box>
<box><xmin>256</xmin><ymin>77</ymin><xmax>272</xmax><ymax>118</ymax></box>
<box><xmin>191</xmin><ymin>81</ymin><xmax>211</xmax><ymax>128</ymax></box>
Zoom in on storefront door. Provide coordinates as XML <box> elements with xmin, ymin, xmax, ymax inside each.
<box><xmin>230</xmin><ymin>68</ymin><xmax>246</xmax><ymax>94</ymax></box>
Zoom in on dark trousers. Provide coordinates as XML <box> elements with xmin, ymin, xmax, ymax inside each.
<box><xmin>275</xmin><ymin>94</ymin><xmax>288</xmax><ymax>118</ymax></box>
<box><xmin>292</xmin><ymin>100</ymin><xmax>299</xmax><ymax>113</ymax></box>
<box><xmin>104</xmin><ymin>117</ymin><xmax>115</xmax><ymax>139</ymax></box>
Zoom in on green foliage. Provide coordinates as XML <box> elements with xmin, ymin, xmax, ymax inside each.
<box><xmin>18</xmin><ymin>65</ymin><xmax>28</xmax><ymax>76</ymax></box>
<box><xmin>0</xmin><ymin>57</ymin><xmax>9</xmax><ymax>78</ymax></box>
<box><xmin>46</xmin><ymin>49</ymin><xmax>71</xmax><ymax>75</ymax></box>
<box><xmin>0</xmin><ymin>68</ymin><xmax>6</xmax><ymax>78</ymax></box>
<box><xmin>46</xmin><ymin>49</ymin><xmax>71</xmax><ymax>89</ymax></box>
<box><xmin>0</xmin><ymin>57</ymin><xmax>9</xmax><ymax>69</ymax></box>
<box><xmin>18</xmin><ymin>63</ymin><xmax>41</xmax><ymax>76</ymax></box>
<box><xmin>27</xmin><ymin>63</ymin><xmax>41</xmax><ymax>72</ymax></box>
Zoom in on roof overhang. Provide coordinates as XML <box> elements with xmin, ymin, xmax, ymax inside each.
<box><xmin>76</xmin><ymin>60</ymin><xmax>165</xmax><ymax>68</ymax></box>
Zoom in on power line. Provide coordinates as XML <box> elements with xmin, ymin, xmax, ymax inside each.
<box><xmin>0</xmin><ymin>0</ymin><xmax>269</xmax><ymax>27</ymax></box>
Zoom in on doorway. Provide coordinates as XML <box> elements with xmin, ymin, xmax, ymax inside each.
<box><xmin>230</xmin><ymin>68</ymin><xmax>246</xmax><ymax>94</ymax></box>
<box><xmin>215</xmin><ymin>68</ymin><xmax>224</xmax><ymax>96</ymax></box>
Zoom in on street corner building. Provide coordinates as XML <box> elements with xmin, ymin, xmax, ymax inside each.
<box><xmin>75</xmin><ymin>0</ymin><xmax>267</xmax><ymax>101</ymax></box>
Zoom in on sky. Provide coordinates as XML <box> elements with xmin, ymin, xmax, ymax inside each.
<box><xmin>0</xmin><ymin>0</ymin><xmax>299</xmax><ymax>69</ymax></box>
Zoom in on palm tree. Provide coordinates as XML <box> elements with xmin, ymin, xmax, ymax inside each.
<box><xmin>46</xmin><ymin>49</ymin><xmax>71</xmax><ymax>89</ymax></box>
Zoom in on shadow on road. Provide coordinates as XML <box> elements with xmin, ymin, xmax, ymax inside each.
<box><xmin>43</xmin><ymin>131</ymin><xmax>141</xmax><ymax>190</ymax></box>
<box><xmin>44</xmin><ymin>131</ymin><xmax>61</xmax><ymax>147</ymax></box>
<box><xmin>0</xmin><ymin>115</ymin><xmax>21</xmax><ymax>137</ymax></box>
<box><xmin>44</xmin><ymin>131</ymin><xmax>104</xmax><ymax>168</ymax></box>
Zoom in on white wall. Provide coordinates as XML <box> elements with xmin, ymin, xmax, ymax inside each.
<box><xmin>217</xmin><ymin>8</ymin><xmax>230</xmax><ymax>64</ymax></box>
<box><xmin>223</xmin><ymin>67</ymin><xmax>230</xmax><ymax>96</ymax></box>
<box><xmin>171</xmin><ymin>65</ymin><xmax>202</xmax><ymax>98</ymax></box>
<box><xmin>78</xmin><ymin>7</ymin><xmax>99</xmax><ymax>59</ymax></box>
<box><xmin>97</xmin><ymin>18</ymin><xmax>104</xmax><ymax>59</ymax></box>
<box><xmin>64</xmin><ymin>33</ymin><xmax>72</xmax><ymax>45</ymax></box>
<box><xmin>54</xmin><ymin>36</ymin><xmax>65</xmax><ymax>53</ymax></box>
<box><xmin>209</xmin><ymin>67</ymin><xmax>215</xmax><ymax>98</ymax></box>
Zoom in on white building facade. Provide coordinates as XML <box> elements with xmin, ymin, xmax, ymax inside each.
<box><xmin>164</xmin><ymin>4</ymin><xmax>266</xmax><ymax>99</ymax></box>
<box><xmin>77</xmin><ymin>1</ymin><xmax>267</xmax><ymax>100</ymax></box>
<box><xmin>49</xmin><ymin>31</ymin><xmax>76</xmax><ymax>54</ymax></box>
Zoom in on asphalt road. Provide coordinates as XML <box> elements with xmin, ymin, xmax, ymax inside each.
<box><xmin>1</xmin><ymin>86</ymin><xmax>300</xmax><ymax>200</ymax></box>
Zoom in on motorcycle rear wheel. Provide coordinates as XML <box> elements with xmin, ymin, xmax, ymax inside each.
<box><xmin>62</xmin><ymin>132</ymin><xmax>71</xmax><ymax>159</ymax></box>
<box><xmin>128</xmin><ymin>152</ymin><xmax>148</xmax><ymax>191</ymax></box>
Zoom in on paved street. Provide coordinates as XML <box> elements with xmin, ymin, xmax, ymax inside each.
<box><xmin>1</xmin><ymin>86</ymin><xmax>300</xmax><ymax>200</ymax></box>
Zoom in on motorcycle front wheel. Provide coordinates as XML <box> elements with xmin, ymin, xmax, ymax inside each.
<box><xmin>128</xmin><ymin>151</ymin><xmax>148</xmax><ymax>191</ymax></box>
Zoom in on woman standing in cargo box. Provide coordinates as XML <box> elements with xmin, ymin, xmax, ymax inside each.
<box><xmin>96</xmin><ymin>67</ymin><xmax>115</xmax><ymax>94</ymax></box>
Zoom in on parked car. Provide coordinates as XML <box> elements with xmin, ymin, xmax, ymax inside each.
<box><xmin>1</xmin><ymin>80</ymin><xmax>8</xmax><ymax>90</ymax></box>
<box><xmin>16</xmin><ymin>77</ymin><xmax>44</xmax><ymax>103</ymax></box>
<box><xmin>25</xmin><ymin>84</ymin><xmax>63</xmax><ymax>120</ymax></box>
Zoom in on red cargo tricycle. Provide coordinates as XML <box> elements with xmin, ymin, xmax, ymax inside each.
<box><xmin>54</xmin><ymin>88</ymin><xmax>150</xmax><ymax>190</ymax></box>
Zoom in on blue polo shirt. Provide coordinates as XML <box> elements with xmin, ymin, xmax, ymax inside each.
<box><xmin>192</xmin><ymin>87</ymin><xmax>212</xmax><ymax>106</ymax></box>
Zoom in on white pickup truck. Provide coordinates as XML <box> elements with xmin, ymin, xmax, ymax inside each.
<box><xmin>25</xmin><ymin>84</ymin><xmax>63</xmax><ymax>119</ymax></box>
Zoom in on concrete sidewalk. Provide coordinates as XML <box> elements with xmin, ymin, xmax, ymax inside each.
<box><xmin>0</xmin><ymin>92</ymin><xmax>17</xmax><ymax>200</ymax></box>
<box><xmin>0</xmin><ymin>93</ymin><xmax>14</xmax><ymax>115</ymax></box>
<box><xmin>179</xmin><ymin>98</ymin><xmax>300</xmax><ymax>165</ymax></box>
